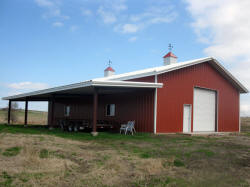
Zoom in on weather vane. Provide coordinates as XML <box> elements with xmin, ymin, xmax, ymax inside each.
<box><xmin>108</xmin><ymin>60</ymin><xmax>112</xmax><ymax>67</ymax></box>
<box><xmin>168</xmin><ymin>43</ymin><xmax>173</xmax><ymax>52</ymax></box>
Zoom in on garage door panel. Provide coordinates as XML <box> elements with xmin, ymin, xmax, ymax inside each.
<box><xmin>193</xmin><ymin>88</ymin><xmax>216</xmax><ymax>132</ymax></box>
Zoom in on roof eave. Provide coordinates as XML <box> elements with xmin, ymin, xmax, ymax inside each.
<box><xmin>210</xmin><ymin>58</ymin><xmax>248</xmax><ymax>93</ymax></box>
<box><xmin>2</xmin><ymin>80</ymin><xmax>93</xmax><ymax>100</ymax></box>
<box><xmin>92</xmin><ymin>80</ymin><xmax>163</xmax><ymax>88</ymax></box>
<box><xmin>2</xmin><ymin>80</ymin><xmax>163</xmax><ymax>101</ymax></box>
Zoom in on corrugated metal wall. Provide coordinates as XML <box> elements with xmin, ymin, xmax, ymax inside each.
<box><xmin>156</xmin><ymin>61</ymin><xmax>239</xmax><ymax>133</ymax></box>
<box><xmin>49</xmin><ymin>91</ymin><xmax>154</xmax><ymax>132</ymax></box>
<box><xmin>128</xmin><ymin>76</ymin><xmax>155</xmax><ymax>83</ymax></box>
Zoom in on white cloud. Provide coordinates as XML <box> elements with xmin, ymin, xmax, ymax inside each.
<box><xmin>120</xmin><ymin>24</ymin><xmax>140</xmax><ymax>33</ymax></box>
<box><xmin>101</xmin><ymin>0</ymin><xmax>127</xmax><ymax>13</ymax></box>
<box><xmin>79</xmin><ymin>1</ymin><xmax>176</xmax><ymax>34</ymax></box>
<box><xmin>7</xmin><ymin>82</ymin><xmax>49</xmax><ymax>90</ymax></box>
<box><xmin>34</xmin><ymin>0</ymin><xmax>69</xmax><ymax>20</ymax></box>
<box><xmin>130</xmin><ymin>6</ymin><xmax>177</xmax><ymax>24</ymax></box>
<box><xmin>96</xmin><ymin>0</ymin><xmax>127</xmax><ymax>24</ymax></box>
<box><xmin>81</xmin><ymin>9</ymin><xmax>92</xmax><ymax>16</ymax></box>
<box><xmin>97</xmin><ymin>7</ymin><xmax>117</xmax><ymax>24</ymax></box>
<box><xmin>114</xmin><ymin>3</ymin><xmax>177</xmax><ymax>34</ymax></box>
<box><xmin>113</xmin><ymin>4</ymin><xmax>127</xmax><ymax>12</ymax></box>
<box><xmin>52</xmin><ymin>21</ymin><xmax>64</xmax><ymax>27</ymax></box>
<box><xmin>35</xmin><ymin>0</ymin><xmax>53</xmax><ymax>7</ymax></box>
<box><xmin>128</xmin><ymin>36</ymin><xmax>137</xmax><ymax>42</ymax></box>
<box><xmin>70</xmin><ymin>25</ymin><xmax>78</xmax><ymax>32</ymax></box>
<box><xmin>185</xmin><ymin>0</ymin><xmax>250</xmax><ymax>62</ymax></box>
<box><xmin>111</xmin><ymin>1</ymin><xmax>127</xmax><ymax>12</ymax></box>
<box><xmin>185</xmin><ymin>0</ymin><xmax>250</xmax><ymax>115</ymax></box>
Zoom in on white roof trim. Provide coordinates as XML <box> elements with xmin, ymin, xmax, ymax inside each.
<box><xmin>92</xmin><ymin>80</ymin><xmax>163</xmax><ymax>88</ymax></box>
<box><xmin>2</xmin><ymin>80</ymin><xmax>163</xmax><ymax>100</ymax></box>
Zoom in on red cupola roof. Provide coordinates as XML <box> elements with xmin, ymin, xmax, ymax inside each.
<box><xmin>163</xmin><ymin>52</ymin><xmax>177</xmax><ymax>58</ymax></box>
<box><xmin>105</xmin><ymin>66</ymin><xmax>115</xmax><ymax>72</ymax></box>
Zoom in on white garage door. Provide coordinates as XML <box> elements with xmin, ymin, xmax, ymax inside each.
<box><xmin>193</xmin><ymin>88</ymin><xmax>216</xmax><ymax>132</ymax></box>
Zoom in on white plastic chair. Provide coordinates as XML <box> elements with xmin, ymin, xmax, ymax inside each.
<box><xmin>120</xmin><ymin>121</ymin><xmax>136</xmax><ymax>135</ymax></box>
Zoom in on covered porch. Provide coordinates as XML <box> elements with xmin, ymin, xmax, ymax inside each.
<box><xmin>3</xmin><ymin>80</ymin><xmax>162</xmax><ymax>135</ymax></box>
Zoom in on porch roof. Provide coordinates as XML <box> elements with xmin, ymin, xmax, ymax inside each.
<box><xmin>2</xmin><ymin>80</ymin><xmax>163</xmax><ymax>101</ymax></box>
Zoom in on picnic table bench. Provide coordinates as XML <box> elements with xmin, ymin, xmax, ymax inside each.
<box><xmin>56</xmin><ymin>118</ymin><xmax>114</xmax><ymax>132</ymax></box>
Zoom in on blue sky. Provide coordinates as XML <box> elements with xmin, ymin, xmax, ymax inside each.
<box><xmin>0</xmin><ymin>0</ymin><xmax>250</xmax><ymax>115</ymax></box>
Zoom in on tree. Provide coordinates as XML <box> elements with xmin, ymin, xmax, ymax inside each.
<box><xmin>4</xmin><ymin>102</ymin><xmax>19</xmax><ymax>123</ymax></box>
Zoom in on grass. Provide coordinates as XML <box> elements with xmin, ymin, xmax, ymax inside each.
<box><xmin>241</xmin><ymin>117</ymin><xmax>250</xmax><ymax>132</ymax></box>
<box><xmin>0</xmin><ymin>124</ymin><xmax>160</xmax><ymax>142</ymax></box>
<box><xmin>0</xmin><ymin>123</ymin><xmax>249</xmax><ymax>186</ymax></box>
<box><xmin>173</xmin><ymin>159</ymin><xmax>185</xmax><ymax>167</ymax></box>
<box><xmin>39</xmin><ymin>149</ymin><xmax>49</xmax><ymax>158</ymax></box>
<box><xmin>2</xmin><ymin>146</ymin><xmax>21</xmax><ymax>157</ymax></box>
<box><xmin>134</xmin><ymin>176</ymin><xmax>190</xmax><ymax>187</ymax></box>
<box><xmin>195</xmin><ymin>149</ymin><xmax>215</xmax><ymax>157</ymax></box>
<box><xmin>0</xmin><ymin>172</ymin><xmax>13</xmax><ymax>187</ymax></box>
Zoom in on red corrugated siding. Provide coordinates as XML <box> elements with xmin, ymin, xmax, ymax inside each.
<box><xmin>157</xmin><ymin>62</ymin><xmax>239</xmax><ymax>133</ymax></box>
<box><xmin>50</xmin><ymin>91</ymin><xmax>154</xmax><ymax>132</ymax></box>
<box><xmin>125</xmin><ymin>76</ymin><xmax>155</xmax><ymax>132</ymax></box>
<box><xmin>128</xmin><ymin>76</ymin><xmax>155</xmax><ymax>83</ymax></box>
<box><xmin>98</xmin><ymin>92</ymin><xmax>154</xmax><ymax>132</ymax></box>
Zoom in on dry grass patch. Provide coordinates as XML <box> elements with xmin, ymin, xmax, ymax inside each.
<box><xmin>0</xmin><ymin>126</ymin><xmax>249</xmax><ymax>186</ymax></box>
<box><xmin>0</xmin><ymin>133</ymin><xmax>173</xmax><ymax>186</ymax></box>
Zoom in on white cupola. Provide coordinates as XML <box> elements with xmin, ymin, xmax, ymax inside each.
<box><xmin>104</xmin><ymin>66</ymin><xmax>115</xmax><ymax>77</ymax></box>
<box><xmin>104</xmin><ymin>60</ymin><xmax>115</xmax><ymax>77</ymax></box>
<box><xmin>163</xmin><ymin>52</ymin><xmax>178</xmax><ymax>65</ymax></box>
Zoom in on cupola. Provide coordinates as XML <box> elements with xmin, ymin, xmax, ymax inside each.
<box><xmin>104</xmin><ymin>60</ymin><xmax>115</xmax><ymax>77</ymax></box>
<box><xmin>163</xmin><ymin>44</ymin><xmax>178</xmax><ymax>65</ymax></box>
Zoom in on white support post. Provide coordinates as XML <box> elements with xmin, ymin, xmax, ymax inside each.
<box><xmin>239</xmin><ymin>93</ymin><xmax>241</xmax><ymax>133</ymax></box>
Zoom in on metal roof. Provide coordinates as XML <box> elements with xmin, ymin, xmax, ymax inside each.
<box><xmin>2</xmin><ymin>57</ymin><xmax>248</xmax><ymax>101</ymax></box>
<box><xmin>94</xmin><ymin>57</ymin><xmax>248</xmax><ymax>93</ymax></box>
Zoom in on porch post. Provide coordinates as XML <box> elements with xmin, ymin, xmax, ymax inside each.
<box><xmin>92</xmin><ymin>88</ymin><xmax>98</xmax><ymax>136</ymax></box>
<box><xmin>8</xmin><ymin>100</ymin><xmax>11</xmax><ymax>125</ymax></box>
<box><xmin>24</xmin><ymin>99</ymin><xmax>28</xmax><ymax>126</ymax></box>
<box><xmin>50</xmin><ymin>96</ymin><xmax>55</xmax><ymax>128</ymax></box>
<box><xmin>47</xmin><ymin>101</ymin><xmax>51</xmax><ymax>126</ymax></box>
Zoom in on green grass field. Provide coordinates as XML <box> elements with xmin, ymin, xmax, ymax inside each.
<box><xmin>0</xmin><ymin>124</ymin><xmax>249</xmax><ymax>187</ymax></box>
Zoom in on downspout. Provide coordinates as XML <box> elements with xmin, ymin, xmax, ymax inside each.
<box><xmin>154</xmin><ymin>73</ymin><xmax>158</xmax><ymax>134</ymax></box>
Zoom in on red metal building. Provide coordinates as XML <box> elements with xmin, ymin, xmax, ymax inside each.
<box><xmin>3</xmin><ymin>53</ymin><xmax>248</xmax><ymax>134</ymax></box>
